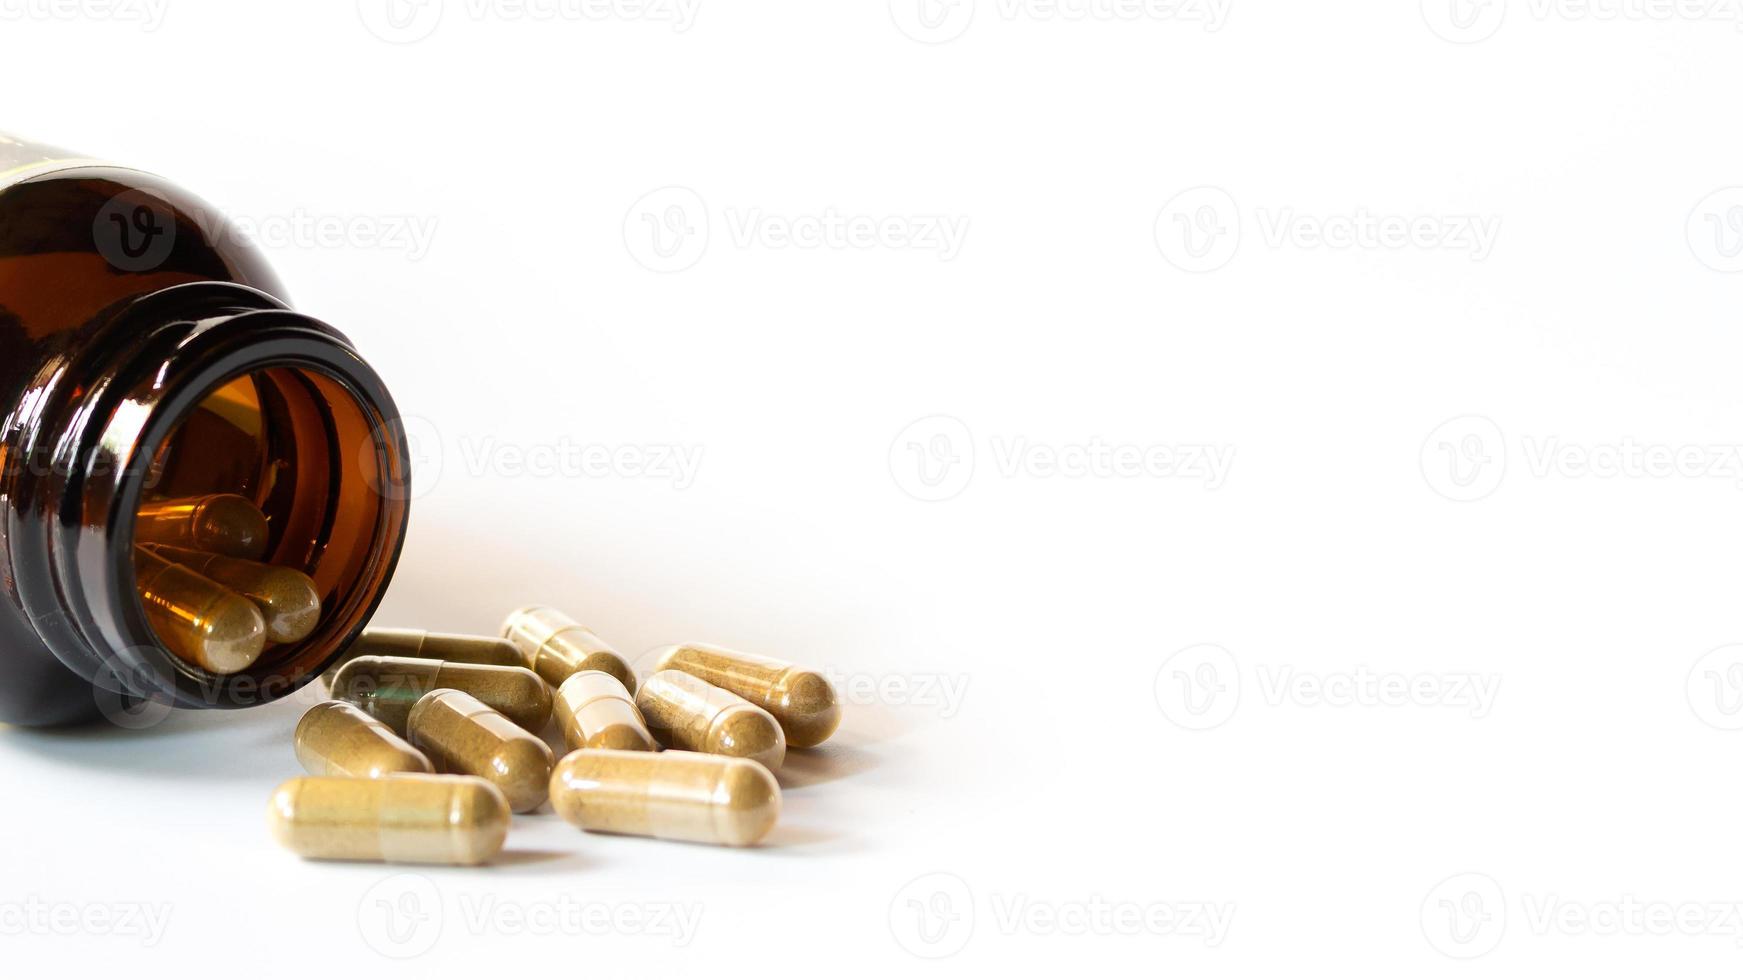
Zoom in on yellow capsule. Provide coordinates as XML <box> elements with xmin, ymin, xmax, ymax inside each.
<box><xmin>550</xmin><ymin>748</ymin><xmax>779</xmax><ymax>847</ymax></box>
<box><xmin>329</xmin><ymin>655</ymin><xmax>553</xmax><ymax>735</ymax></box>
<box><xmin>636</xmin><ymin>669</ymin><xmax>786</xmax><ymax>770</ymax></box>
<box><xmin>133</xmin><ymin>547</ymin><xmax>266</xmax><ymax>674</ymax></box>
<box><xmin>135</xmin><ymin>493</ymin><xmax>270</xmax><ymax>559</ymax></box>
<box><xmin>144</xmin><ymin>545</ymin><xmax>321</xmax><ymax>644</ymax></box>
<box><xmin>652</xmin><ymin>642</ymin><xmax>842</xmax><ymax>748</ymax></box>
<box><xmin>408</xmin><ymin>690</ymin><xmax>555</xmax><ymax>813</ymax></box>
<box><xmin>267</xmin><ymin>774</ymin><xmax>509</xmax><ymax>865</ymax></box>
<box><xmin>345</xmin><ymin>628</ymin><xmax>524</xmax><ymax>667</ymax></box>
<box><xmin>294</xmin><ymin>700</ymin><xmax>434</xmax><ymax>779</ymax></box>
<box><xmin>554</xmin><ymin>671</ymin><xmax>658</xmax><ymax>752</ymax></box>
<box><xmin>501</xmin><ymin>605</ymin><xmax>637</xmax><ymax>692</ymax></box>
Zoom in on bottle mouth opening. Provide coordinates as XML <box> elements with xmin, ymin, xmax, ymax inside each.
<box><xmin>95</xmin><ymin>321</ymin><xmax>412</xmax><ymax>708</ymax></box>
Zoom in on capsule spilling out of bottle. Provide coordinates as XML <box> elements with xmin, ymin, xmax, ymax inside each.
<box><xmin>408</xmin><ymin>689</ymin><xmax>555</xmax><ymax>813</ymax></box>
<box><xmin>268</xmin><ymin>774</ymin><xmax>510</xmax><ymax>864</ymax></box>
<box><xmin>637</xmin><ymin>669</ymin><xmax>787</xmax><ymax>771</ymax></box>
<box><xmin>328</xmin><ymin>655</ymin><xmax>552</xmax><ymax>735</ymax></box>
<box><xmin>345</xmin><ymin>628</ymin><xmax>524</xmax><ymax>667</ymax></box>
<box><xmin>549</xmin><ymin>749</ymin><xmax>781</xmax><ymax>847</ymax></box>
<box><xmin>651</xmin><ymin>642</ymin><xmax>842</xmax><ymax>748</ymax></box>
<box><xmin>269</xmin><ymin>611</ymin><xmax>838</xmax><ymax>864</ymax></box>
<box><xmin>294</xmin><ymin>700</ymin><xmax>433</xmax><ymax>779</ymax></box>
<box><xmin>554</xmin><ymin>670</ymin><xmax>657</xmax><ymax>752</ymax></box>
<box><xmin>501</xmin><ymin>605</ymin><xmax>637</xmax><ymax>692</ymax></box>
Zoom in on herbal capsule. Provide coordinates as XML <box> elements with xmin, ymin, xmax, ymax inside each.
<box><xmin>554</xmin><ymin>671</ymin><xmax>657</xmax><ymax>752</ymax></box>
<box><xmin>408</xmin><ymin>690</ymin><xmax>555</xmax><ymax>813</ymax></box>
<box><xmin>501</xmin><ymin>605</ymin><xmax>637</xmax><ymax>691</ymax></box>
<box><xmin>267</xmin><ymin>774</ymin><xmax>509</xmax><ymax>865</ymax></box>
<box><xmin>549</xmin><ymin>748</ymin><xmax>780</xmax><ymax>847</ymax></box>
<box><xmin>144</xmin><ymin>545</ymin><xmax>321</xmax><ymax>643</ymax></box>
<box><xmin>133</xmin><ymin>547</ymin><xmax>266</xmax><ymax>674</ymax></box>
<box><xmin>636</xmin><ymin>669</ymin><xmax>785</xmax><ymax>770</ymax></box>
<box><xmin>135</xmin><ymin>493</ymin><xmax>270</xmax><ymax>559</ymax></box>
<box><xmin>652</xmin><ymin>642</ymin><xmax>842</xmax><ymax>748</ymax></box>
<box><xmin>317</xmin><ymin>630</ymin><xmax>519</xmax><ymax>690</ymax></box>
<box><xmin>329</xmin><ymin>655</ymin><xmax>552</xmax><ymax>735</ymax></box>
<box><xmin>294</xmin><ymin>700</ymin><xmax>433</xmax><ymax>779</ymax></box>
<box><xmin>345</xmin><ymin>628</ymin><xmax>523</xmax><ymax>667</ymax></box>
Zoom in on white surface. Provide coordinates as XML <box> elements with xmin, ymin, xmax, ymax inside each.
<box><xmin>5</xmin><ymin>1</ymin><xmax>1743</xmax><ymax>976</ymax></box>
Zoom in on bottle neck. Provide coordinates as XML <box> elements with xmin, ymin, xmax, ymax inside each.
<box><xmin>5</xmin><ymin>281</ymin><xmax>411</xmax><ymax>712</ymax></box>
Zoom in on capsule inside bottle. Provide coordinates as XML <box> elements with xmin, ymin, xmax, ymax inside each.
<box><xmin>133</xmin><ymin>547</ymin><xmax>267</xmax><ymax>674</ymax></box>
<box><xmin>636</xmin><ymin>669</ymin><xmax>786</xmax><ymax>771</ymax></box>
<box><xmin>101</xmin><ymin>366</ymin><xmax>415</xmax><ymax>711</ymax></box>
<box><xmin>554</xmin><ymin>670</ymin><xmax>658</xmax><ymax>752</ymax></box>
<box><xmin>268</xmin><ymin>773</ymin><xmax>510</xmax><ymax>864</ymax></box>
<box><xmin>652</xmin><ymin>642</ymin><xmax>842</xmax><ymax>748</ymax></box>
<box><xmin>144</xmin><ymin>544</ymin><xmax>322</xmax><ymax>644</ymax></box>
<box><xmin>135</xmin><ymin>493</ymin><xmax>270</xmax><ymax>559</ymax></box>
<box><xmin>501</xmin><ymin>605</ymin><xmax>637</xmax><ymax>692</ymax></box>
<box><xmin>549</xmin><ymin>749</ymin><xmax>780</xmax><ymax>847</ymax></box>
<box><xmin>294</xmin><ymin>700</ymin><xmax>433</xmax><ymax>779</ymax></box>
<box><xmin>408</xmin><ymin>689</ymin><xmax>555</xmax><ymax>813</ymax></box>
<box><xmin>328</xmin><ymin>655</ymin><xmax>553</xmax><ymax>734</ymax></box>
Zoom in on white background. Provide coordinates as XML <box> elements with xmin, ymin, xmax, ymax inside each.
<box><xmin>4</xmin><ymin>0</ymin><xmax>1743</xmax><ymax>975</ymax></box>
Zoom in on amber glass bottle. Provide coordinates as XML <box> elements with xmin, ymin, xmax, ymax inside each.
<box><xmin>0</xmin><ymin>134</ymin><xmax>412</xmax><ymax>725</ymax></box>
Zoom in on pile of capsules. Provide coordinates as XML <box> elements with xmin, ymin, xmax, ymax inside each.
<box><xmin>133</xmin><ymin>494</ymin><xmax>322</xmax><ymax>674</ymax></box>
<box><xmin>268</xmin><ymin>606</ymin><xmax>843</xmax><ymax>864</ymax></box>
